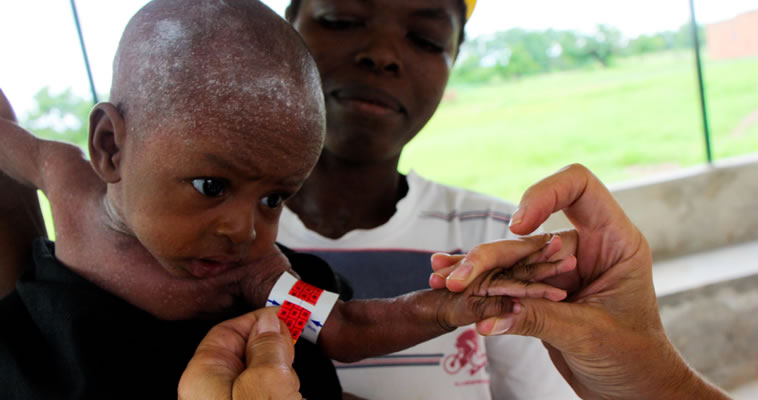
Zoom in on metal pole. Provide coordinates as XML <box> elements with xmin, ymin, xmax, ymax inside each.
<box><xmin>688</xmin><ymin>0</ymin><xmax>712</xmax><ymax>163</ymax></box>
<box><xmin>69</xmin><ymin>0</ymin><xmax>99</xmax><ymax>104</ymax></box>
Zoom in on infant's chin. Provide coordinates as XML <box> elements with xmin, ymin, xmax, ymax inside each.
<box><xmin>142</xmin><ymin>248</ymin><xmax>293</xmax><ymax>319</ymax></box>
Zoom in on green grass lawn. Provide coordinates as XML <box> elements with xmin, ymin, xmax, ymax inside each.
<box><xmin>38</xmin><ymin>192</ymin><xmax>55</xmax><ymax>240</ymax></box>
<box><xmin>399</xmin><ymin>51</ymin><xmax>758</xmax><ymax>202</ymax></box>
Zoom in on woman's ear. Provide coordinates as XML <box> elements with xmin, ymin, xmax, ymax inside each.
<box><xmin>89</xmin><ymin>102</ymin><xmax>126</xmax><ymax>183</ymax></box>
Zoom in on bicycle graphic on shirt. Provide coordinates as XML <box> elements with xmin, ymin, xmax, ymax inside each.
<box><xmin>443</xmin><ymin>329</ymin><xmax>488</xmax><ymax>375</ymax></box>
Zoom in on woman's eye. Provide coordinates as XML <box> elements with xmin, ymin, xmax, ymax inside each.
<box><xmin>409</xmin><ymin>34</ymin><xmax>444</xmax><ymax>53</ymax></box>
<box><xmin>318</xmin><ymin>15</ymin><xmax>361</xmax><ymax>30</ymax></box>
<box><xmin>191</xmin><ymin>178</ymin><xmax>226</xmax><ymax>197</ymax></box>
<box><xmin>261</xmin><ymin>193</ymin><xmax>285</xmax><ymax>209</ymax></box>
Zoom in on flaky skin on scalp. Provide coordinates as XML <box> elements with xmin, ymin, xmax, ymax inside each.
<box><xmin>110</xmin><ymin>0</ymin><xmax>325</xmax><ymax>141</ymax></box>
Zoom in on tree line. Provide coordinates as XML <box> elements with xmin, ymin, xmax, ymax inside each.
<box><xmin>451</xmin><ymin>23</ymin><xmax>706</xmax><ymax>84</ymax></box>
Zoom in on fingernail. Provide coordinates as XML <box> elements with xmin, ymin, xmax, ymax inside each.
<box><xmin>545</xmin><ymin>234</ymin><xmax>555</xmax><ymax>245</ymax></box>
<box><xmin>509</xmin><ymin>207</ymin><xmax>525</xmax><ymax>228</ymax></box>
<box><xmin>490</xmin><ymin>315</ymin><xmax>515</xmax><ymax>335</ymax></box>
<box><xmin>429</xmin><ymin>272</ymin><xmax>445</xmax><ymax>288</ymax></box>
<box><xmin>257</xmin><ymin>310</ymin><xmax>281</xmax><ymax>334</ymax></box>
<box><xmin>448</xmin><ymin>260</ymin><xmax>473</xmax><ymax>282</ymax></box>
<box><xmin>430</xmin><ymin>253</ymin><xmax>449</xmax><ymax>268</ymax></box>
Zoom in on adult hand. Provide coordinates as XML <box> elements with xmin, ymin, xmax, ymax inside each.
<box><xmin>431</xmin><ymin>164</ymin><xmax>727</xmax><ymax>400</ymax></box>
<box><xmin>178</xmin><ymin>307</ymin><xmax>302</xmax><ymax>400</ymax></box>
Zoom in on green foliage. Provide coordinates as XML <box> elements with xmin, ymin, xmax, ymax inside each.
<box><xmin>582</xmin><ymin>24</ymin><xmax>623</xmax><ymax>67</ymax></box>
<box><xmin>22</xmin><ymin>87</ymin><xmax>94</xmax><ymax>149</ymax></box>
<box><xmin>625</xmin><ymin>23</ymin><xmax>706</xmax><ymax>56</ymax></box>
<box><xmin>626</xmin><ymin>34</ymin><xmax>670</xmax><ymax>55</ymax></box>
<box><xmin>451</xmin><ymin>23</ymin><xmax>706</xmax><ymax>85</ymax></box>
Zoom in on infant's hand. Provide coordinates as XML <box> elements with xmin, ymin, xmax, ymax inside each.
<box><xmin>437</xmin><ymin>252</ymin><xmax>576</xmax><ymax>330</ymax></box>
<box><xmin>429</xmin><ymin>234</ymin><xmax>573</xmax><ymax>292</ymax></box>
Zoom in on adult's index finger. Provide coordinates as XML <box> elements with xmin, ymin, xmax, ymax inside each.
<box><xmin>509</xmin><ymin>164</ymin><xmax>620</xmax><ymax>236</ymax></box>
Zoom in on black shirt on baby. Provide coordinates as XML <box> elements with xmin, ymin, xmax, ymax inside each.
<box><xmin>0</xmin><ymin>238</ymin><xmax>343</xmax><ymax>399</ymax></box>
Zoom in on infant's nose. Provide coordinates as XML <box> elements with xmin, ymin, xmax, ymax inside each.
<box><xmin>215</xmin><ymin>208</ymin><xmax>256</xmax><ymax>245</ymax></box>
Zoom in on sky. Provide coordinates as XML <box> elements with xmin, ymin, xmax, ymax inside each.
<box><xmin>1</xmin><ymin>0</ymin><xmax>755</xmax><ymax>118</ymax></box>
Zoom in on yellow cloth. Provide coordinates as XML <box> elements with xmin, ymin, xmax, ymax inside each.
<box><xmin>464</xmin><ymin>0</ymin><xmax>476</xmax><ymax>20</ymax></box>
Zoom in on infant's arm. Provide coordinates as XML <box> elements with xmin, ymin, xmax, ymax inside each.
<box><xmin>0</xmin><ymin>90</ymin><xmax>91</xmax><ymax>196</ymax></box>
<box><xmin>319</xmin><ymin>290</ymin><xmax>481</xmax><ymax>363</ymax></box>
<box><xmin>0</xmin><ymin>90</ymin><xmax>47</xmax><ymax>297</ymax></box>
<box><xmin>317</xmin><ymin>257</ymin><xmax>573</xmax><ymax>363</ymax></box>
<box><xmin>0</xmin><ymin>109</ymin><xmax>44</xmax><ymax>190</ymax></box>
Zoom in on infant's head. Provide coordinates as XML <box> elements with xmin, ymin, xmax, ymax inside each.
<box><xmin>88</xmin><ymin>0</ymin><xmax>324</xmax><ymax>279</ymax></box>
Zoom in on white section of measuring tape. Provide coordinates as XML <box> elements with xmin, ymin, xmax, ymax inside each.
<box><xmin>267</xmin><ymin>271</ymin><xmax>299</xmax><ymax>308</ymax></box>
<box><xmin>300</xmin><ymin>289</ymin><xmax>338</xmax><ymax>343</ymax></box>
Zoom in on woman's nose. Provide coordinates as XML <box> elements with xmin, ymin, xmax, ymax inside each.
<box><xmin>354</xmin><ymin>36</ymin><xmax>401</xmax><ymax>74</ymax></box>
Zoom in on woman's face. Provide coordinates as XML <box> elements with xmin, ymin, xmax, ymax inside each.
<box><xmin>290</xmin><ymin>0</ymin><xmax>462</xmax><ymax>163</ymax></box>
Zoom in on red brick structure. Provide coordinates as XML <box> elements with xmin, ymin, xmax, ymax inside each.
<box><xmin>706</xmin><ymin>9</ymin><xmax>758</xmax><ymax>60</ymax></box>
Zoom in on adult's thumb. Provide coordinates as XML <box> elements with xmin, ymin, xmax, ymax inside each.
<box><xmin>234</xmin><ymin>310</ymin><xmax>301</xmax><ymax>400</ymax></box>
<box><xmin>244</xmin><ymin>310</ymin><xmax>295</xmax><ymax>369</ymax></box>
<box><xmin>476</xmin><ymin>297</ymin><xmax>592</xmax><ymax>351</ymax></box>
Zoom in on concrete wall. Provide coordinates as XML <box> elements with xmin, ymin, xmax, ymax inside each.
<box><xmin>543</xmin><ymin>154</ymin><xmax>758</xmax><ymax>260</ymax></box>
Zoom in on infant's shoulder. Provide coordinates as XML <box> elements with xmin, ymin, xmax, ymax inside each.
<box><xmin>40</xmin><ymin>140</ymin><xmax>98</xmax><ymax>191</ymax></box>
<box><xmin>41</xmin><ymin>141</ymin><xmax>110</xmax><ymax>252</ymax></box>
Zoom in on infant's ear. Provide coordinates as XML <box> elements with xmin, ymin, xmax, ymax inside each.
<box><xmin>89</xmin><ymin>103</ymin><xmax>125</xmax><ymax>183</ymax></box>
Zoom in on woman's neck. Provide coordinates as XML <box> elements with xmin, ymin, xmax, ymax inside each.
<box><xmin>286</xmin><ymin>151</ymin><xmax>408</xmax><ymax>239</ymax></box>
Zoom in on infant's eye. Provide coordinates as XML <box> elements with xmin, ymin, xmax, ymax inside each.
<box><xmin>261</xmin><ymin>193</ymin><xmax>285</xmax><ymax>209</ymax></box>
<box><xmin>191</xmin><ymin>178</ymin><xmax>226</xmax><ymax>197</ymax></box>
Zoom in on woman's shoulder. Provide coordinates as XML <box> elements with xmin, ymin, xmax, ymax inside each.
<box><xmin>406</xmin><ymin>171</ymin><xmax>518</xmax><ymax>214</ymax></box>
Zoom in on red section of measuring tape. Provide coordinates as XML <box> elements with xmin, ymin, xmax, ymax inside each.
<box><xmin>277</xmin><ymin>300</ymin><xmax>311</xmax><ymax>342</ymax></box>
<box><xmin>288</xmin><ymin>280</ymin><xmax>324</xmax><ymax>306</ymax></box>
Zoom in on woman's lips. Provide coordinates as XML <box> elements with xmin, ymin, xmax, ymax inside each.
<box><xmin>332</xmin><ymin>86</ymin><xmax>405</xmax><ymax>118</ymax></box>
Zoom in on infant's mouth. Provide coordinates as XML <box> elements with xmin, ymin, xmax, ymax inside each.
<box><xmin>187</xmin><ymin>258</ymin><xmax>240</xmax><ymax>279</ymax></box>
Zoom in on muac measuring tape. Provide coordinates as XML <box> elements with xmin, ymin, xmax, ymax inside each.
<box><xmin>266</xmin><ymin>271</ymin><xmax>339</xmax><ymax>343</ymax></box>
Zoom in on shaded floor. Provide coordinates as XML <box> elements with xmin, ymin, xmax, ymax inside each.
<box><xmin>653</xmin><ymin>240</ymin><xmax>758</xmax><ymax>396</ymax></box>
